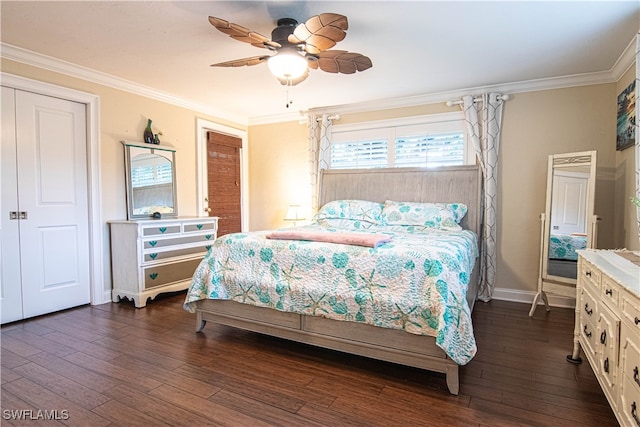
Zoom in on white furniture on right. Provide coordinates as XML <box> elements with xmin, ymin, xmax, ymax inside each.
<box><xmin>568</xmin><ymin>249</ymin><xmax>640</xmax><ymax>426</ymax></box>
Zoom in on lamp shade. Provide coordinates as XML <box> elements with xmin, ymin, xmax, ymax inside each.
<box><xmin>267</xmin><ymin>50</ymin><xmax>308</xmax><ymax>80</ymax></box>
<box><xmin>284</xmin><ymin>205</ymin><xmax>305</xmax><ymax>222</ymax></box>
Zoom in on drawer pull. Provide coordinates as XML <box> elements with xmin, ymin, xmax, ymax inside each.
<box><xmin>632</xmin><ymin>402</ymin><xmax>640</xmax><ymax>426</ymax></box>
<box><xmin>585</xmin><ymin>271</ymin><xmax>591</xmax><ymax>277</ymax></box>
<box><xmin>600</xmin><ymin>330</ymin><xmax>607</xmax><ymax>344</ymax></box>
<box><xmin>149</xmin><ymin>253</ymin><xmax>158</xmax><ymax>260</ymax></box>
<box><xmin>605</xmin><ymin>289</ymin><xmax>612</xmax><ymax>296</ymax></box>
<box><xmin>149</xmin><ymin>273</ymin><xmax>158</xmax><ymax>280</ymax></box>
<box><xmin>583</xmin><ymin>324</ymin><xmax>592</xmax><ymax>338</ymax></box>
<box><xmin>159</xmin><ymin>227</ymin><xmax>167</xmax><ymax>233</ymax></box>
<box><xmin>635</xmin><ymin>317</ymin><xmax>640</xmax><ymax>326</ymax></box>
<box><xmin>205</xmin><ymin>234</ymin><xmax>212</xmax><ymax>240</ymax></box>
<box><xmin>603</xmin><ymin>357</ymin><xmax>609</xmax><ymax>374</ymax></box>
<box><xmin>196</xmin><ymin>224</ymin><xmax>203</xmax><ymax>229</ymax></box>
<box><xmin>584</xmin><ymin>303</ymin><xmax>593</xmax><ymax>316</ymax></box>
<box><xmin>149</xmin><ymin>241</ymin><xmax>158</xmax><ymax>247</ymax></box>
<box><xmin>634</xmin><ymin>367</ymin><xmax>640</xmax><ymax>386</ymax></box>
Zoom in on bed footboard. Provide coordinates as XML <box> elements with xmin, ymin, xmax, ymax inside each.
<box><xmin>193</xmin><ymin>300</ymin><xmax>460</xmax><ymax>395</ymax></box>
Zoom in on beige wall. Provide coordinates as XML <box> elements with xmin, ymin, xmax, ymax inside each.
<box><xmin>1</xmin><ymin>58</ymin><xmax>246</xmax><ymax>299</ymax></box>
<box><xmin>248</xmin><ymin>121</ymin><xmax>309</xmax><ymax>230</ymax></box>
<box><xmin>247</xmin><ymin>84</ymin><xmax>622</xmax><ymax>295</ymax></box>
<box><xmin>3</xmin><ymin>55</ymin><xmax>634</xmax><ymax>300</ymax></box>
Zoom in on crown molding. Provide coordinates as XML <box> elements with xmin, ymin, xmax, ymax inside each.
<box><xmin>1</xmin><ymin>43</ymin><xmax>248</xmax><ymax>126</ymax></box>
<box><xmin>2</xmin><ymin>38</ymin><xmax>634</xmax><ymax>127</ymax></box>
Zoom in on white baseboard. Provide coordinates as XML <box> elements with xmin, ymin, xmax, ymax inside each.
<box><xmin>491</xmin><ymin>287</ymin><xmax>576</xmax><ymax>309</ymax></box>
<box><xmin>99</xmin><ymin>290</ymin><xmax>112</xmax><ymax>306</ymax></box>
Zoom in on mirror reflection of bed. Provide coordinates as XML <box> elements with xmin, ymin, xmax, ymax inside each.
<box><xmin>546</xmin><ymin>166</ymin><xmax>590</xmax><ymax>279</ymax></box>
<box><xmin>529</xmin><ymin>151</ymin><xmax>597</xmax><ymax>316</ymax></box>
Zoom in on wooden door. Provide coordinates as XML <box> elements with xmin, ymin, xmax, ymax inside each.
<box><xmin>207</xmin><ymin>131</ymin><xmax>242</xmax><ymax>236</ymax></box>
<box><xmin>1</xmin><ymin>88</ymin><xmax>90</xmax><ymax>323</ymax></box>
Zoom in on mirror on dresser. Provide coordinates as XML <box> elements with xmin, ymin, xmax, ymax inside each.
<box><xmin>122</xmin><ymin>140</ymin><xmax>177</xmax><ymax>220</ymax></box>
<box><xmin>529</xmin><ymin>150</ymin><xmax>598</xmax><ymax>316</ymax></box>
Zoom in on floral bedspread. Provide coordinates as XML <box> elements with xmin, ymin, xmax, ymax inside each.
<box><xmin>184</xmin><ymin>223</ymin><xmax>478</xmax><ymax>365</ymax></box>
<box><xmin>549</xmin><ymin>233</ymin><xmax>586</xmax><ymax>261</ymax></box>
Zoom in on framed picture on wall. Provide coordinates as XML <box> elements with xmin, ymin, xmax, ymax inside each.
<box><xmin>617</xmin><ymin>80</ymin><xmax>636</xmax><ymax>151</ymax></box>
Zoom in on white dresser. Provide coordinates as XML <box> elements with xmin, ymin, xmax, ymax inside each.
<box><xmin>569</xmin><ymin>249</ymin><xmax>640</xmax><ymax>426</ymax></box>
<box><xmin>109</xmin><ymin>217</ymin><xmax>218</xmax><ymax>307</ymax></box>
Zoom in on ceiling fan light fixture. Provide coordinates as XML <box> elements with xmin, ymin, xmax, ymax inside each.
<box><xmin>267</xmin><ymin>50</ymin><xmax>308</xmax><ymax>80</ymax></box>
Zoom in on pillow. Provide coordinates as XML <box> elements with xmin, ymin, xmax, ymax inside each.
<box><xmin>314</xmin><ymin>200</ymin><xmax>383</xmax><ymax>225</ymax></box>
<box><xmin>381</xmin><ymin>200</ymin><xmax>467</xmax><ymax>231</ymax></box>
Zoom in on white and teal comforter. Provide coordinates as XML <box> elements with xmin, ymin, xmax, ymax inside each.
<box><xmin>184</xmin><ymin>223</ymin><xmax>478</xmax><ymax>365</ymax></box>
<box><xmin>549</xmin><ymin>233</ymin><xmax>586</xmax><ymax>261</ymax></box>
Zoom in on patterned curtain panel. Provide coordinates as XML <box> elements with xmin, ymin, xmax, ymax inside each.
<box><xmin>461</xmin><ymin>93</ymin><xmax>505</xmax><ymax>301</ymax></box>
<box><xmin>308</xmin><ymin>114</ymin><xmax>333</xmax><ymax>213</ymax></box>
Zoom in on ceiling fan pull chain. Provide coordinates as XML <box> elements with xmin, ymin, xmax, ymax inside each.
<box><xmin>285</xmin><ymin>80</ymin><xmax>294</xmax><ymax>108</ymax></box>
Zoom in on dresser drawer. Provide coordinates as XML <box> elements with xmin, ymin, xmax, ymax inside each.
<box><xmin>621</xmin><ymin>324</ymin><xmax>640</xmax><ymax>388</ymax></box>
<box><xmin>621</xmin><ymin>291</ymin><xmax>640</xmax><ymax>333</ymax></box>
<box><xmin>580</xmin><ymin>259</ymin><xmax>601</xmax><ymax>291</ymax></box>
<box><xmin>143</xmin><ymin>247</ymin><xmax>209</xmax><ymax>263</ymax></box>
<box><xmin>580</xmin><ymin>316</ymin><xmax>598</xmax><ymax>361</ymax></box>
<box><xmin>580</xmin><ymin>286</ymin><xmax>598</xmax><ymax>324</ymax></box>
<box><xmin>143</xmin><ymin>259</ymin><xmax>202</xmax><ymax>289</ymax></box>
<box><xmin>184</xmin><ymin>221</ymin><xmax>217</xmax><ymax>233</ymax></box>
<box><xmin>142</xmin><ymin>224</ymin><xmax>181</xmax><ymax>236</ymax></box>
<box><xmin>143</xmin><ymin>234</ymin><xmax>216</xmax><ymax>250</ymax></box>
<box><xmin>601</xmin><ymin>274</ymin><xmax>620</xmax><ymax>309</ymax></box>
<box><xmin>618</xmin><ymin>374</ymin><xmax>640</xmax><ymax>427</ymax></box>
<box><xmin>597</xmin><ymin>302</ymin><xmax>620</xmax><ymax>396</ymax></box>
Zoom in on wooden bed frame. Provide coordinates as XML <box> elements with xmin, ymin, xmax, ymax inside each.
<box><xmin>192</xmin><ymin>165</ymin><xmax>482</xmax><ymax>394</ymax></box>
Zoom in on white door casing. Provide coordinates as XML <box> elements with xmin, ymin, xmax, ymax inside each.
<box><xmin>1</xmin><ymin>72</ymin><xmax>105</xmax><ymax>308</ymax></box>
<box><xmin>1</xmin><ymin>87</ymin><xmax>22</xmax><ymax>323</ymax></box>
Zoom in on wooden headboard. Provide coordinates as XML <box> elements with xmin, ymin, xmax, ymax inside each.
<box><xmin>319</xmin><ymin>165</ymin><xmax>482</xmax><ymax>237</ymax></box>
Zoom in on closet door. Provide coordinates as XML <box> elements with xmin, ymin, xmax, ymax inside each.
<box><xmin>1</xmin><ymin>87</ymin><xmax>23</xmax><ymax>323</ymax></box>
<box><xmin>1</xmin><ymin>88</ymin><xmax>90</xmax><ymax>322</ymax></box>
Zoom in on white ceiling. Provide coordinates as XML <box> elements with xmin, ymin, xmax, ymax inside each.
<box><xmin>1</xmin><ymin>1</ymin><xmax>638</xmax><ymax>125</ymax></box>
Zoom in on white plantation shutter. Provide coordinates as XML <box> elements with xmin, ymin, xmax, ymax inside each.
<box><xmin>395</xmin><ymin>132</ymin><xmax>465</xmax><ymax>168</ymax></box>
<box><xmin>331</xmin><ymin>139</ymin><xmax>388</xmax><ymax>169</ymax></box>
<box><xmin>131</xmin><ymin>162</ymin><xmax>173</xmax><ymax>187</ymax></box>
<box><xmin>328</xmin><ymin>113</ymin><xmax>468</xmax><ymax>170</ymax></box>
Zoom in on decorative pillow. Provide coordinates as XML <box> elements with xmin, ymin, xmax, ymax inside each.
<box><xmin>381</xmin><ymin>200</ymin><xmax>467</xmax><ymax>231</ymax></box>
<box><xmin>314</xmin><ymin>200</ymin><xmax>383</xmax><ymax>225</ymax></box>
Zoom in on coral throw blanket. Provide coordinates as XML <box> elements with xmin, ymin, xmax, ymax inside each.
<box><xmin>267</xmin><ymin>230</ymin><xmax>392</xmax><ymax>248</ymax></box>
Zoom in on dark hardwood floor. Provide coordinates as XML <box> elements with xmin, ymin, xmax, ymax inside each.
<box><xmin>1</xmin><ymin>293</ymin><xmax>618</xmax><ymax>426</ymax></box>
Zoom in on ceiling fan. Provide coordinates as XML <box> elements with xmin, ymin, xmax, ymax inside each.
<box><xmin>208</xmin><ymin>13</ymin><xmax>373</xmax><ymax>86</ymax></box>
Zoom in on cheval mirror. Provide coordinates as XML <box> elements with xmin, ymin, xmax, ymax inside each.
<box><xmin>122</xmin><ymin>140</ymin><xmax>178</xmax><ymax>220</ymax></box>
<box><xmin>529</xmin><ymin>150</ymin><xmax>598</xmax><ymax>316</ymax></box>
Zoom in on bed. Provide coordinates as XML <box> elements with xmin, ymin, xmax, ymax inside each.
<box><xmin>184</xmin><ymin>165</ymin><xmax>481</xmax><ymax>394</ymax></box>
<box><xmin>549</xmin><ymin>232</ymin><xmax>586</xmax><ymax>261</ymax></box>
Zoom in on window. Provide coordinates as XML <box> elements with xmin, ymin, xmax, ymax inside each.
<box><xmin>328</xmin><ymin>113</ymin><xmax>470</xmax><ymax>169</ymax></box>
<box><xmin>131</xmin><ymin>154</ymin><xmax>173</xmax><ymax>187</ymax></box>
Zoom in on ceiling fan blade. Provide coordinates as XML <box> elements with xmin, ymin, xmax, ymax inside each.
<box><xmin>277</xmin><ymin>68</ymin><xmax>309</xmax><ymax>86</ymax></box>
<box><xmin>316</xmin><ymin>50</ymin><xmax>372</xmax><ymax>74</ymax></box>
<box><xmin>211</xmin><ymin>55</ymin><xmax>270</xmax><ymax>67</ymax></box>
<box><xmin>208</xmin><ymin>16</ymin><xmax>280</xmax><ymax>49</ymax></box>
<box><xmin>289</xmin><ymin>13</ymin><xmax>348</xmax><ymax>54</ymax></box>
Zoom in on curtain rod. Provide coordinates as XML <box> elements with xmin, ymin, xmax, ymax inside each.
<box><xmin>299</xmin><ymin>114</ymin><xmax>340</xmax><ymax>124</ymax></box>
<box><xmin>446</xmin><ymin>94</ymin><xmax>510</xmax><ymax>107</ymax></box>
